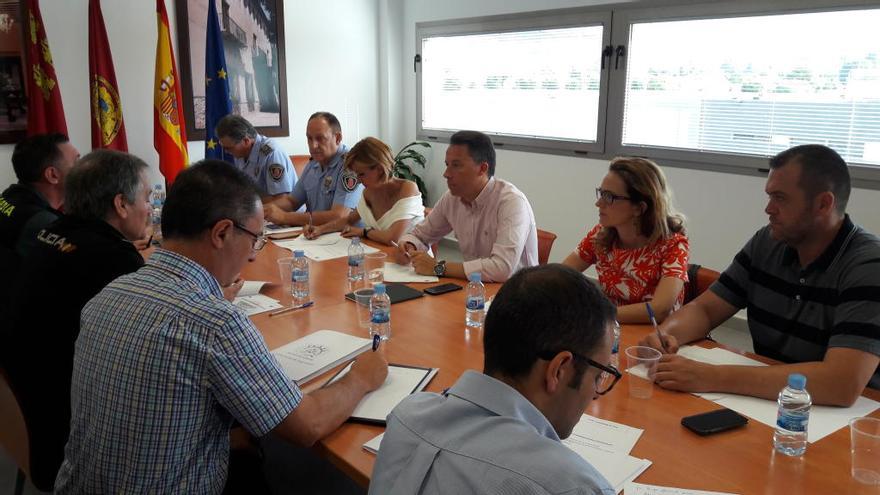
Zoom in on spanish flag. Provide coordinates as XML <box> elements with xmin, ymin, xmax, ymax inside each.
<box><xmin>24</xmin><ymin>0</ymin><xmax>68</xmax><ymax>136</ymax></box>
<box><xmin>154</xmin><ymin>0</ymin><xmax>188</xmax><ymax>185</ymax></box>
<box><xmin>88</xmin><ymin>0</ymin><xmax>128</xmax><ymax>151</ymax></box>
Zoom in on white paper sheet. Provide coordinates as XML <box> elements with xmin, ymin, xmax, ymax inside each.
<box><xmin>273</xmin><ymin>232</ymin><xmax>379</xmax><ymax>261</ymax></box>
<box><xmin>271</xmin><ymin>330</ymin><xmax>372</xmax><ymax>384</ymax></box>
<box><xmin>239</xmin><ymin>280</ymin><xmax>269</xmax><ymax>297</ymax></box>
<box><xmin>233</xmin><ymin>294</ymin><xmax>283</xmax><ymax>316</ymax></box>
<box><xmin>329</xmin><ymin>364</ymin><xmax>438</xmax><ymax>423</ymax></box>
<box><xmin>673</xmin><ymin>345</ymin><xmax>880</xmax><ymax>443</ymax></box>
<box><xmin>562</xmin><ymin>414</ymin><xmax>651</xmax><ymax>494</ymax></box>
<box><xmin>363</xmin><ymin>432</ymin><xmax>384</xmax><ymax>454</ymax></box>
<box><xmin>625</xmin><ymin>481</ymin><xmax>738</xmax><ymax>495</ymax></box>
<box><xmin>382</xmin><ymin>262</ymin><xmax>439</xmax><ymax>283</ymax></box>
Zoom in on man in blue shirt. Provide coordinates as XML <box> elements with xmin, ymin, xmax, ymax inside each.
<box><xmin>264</xmin><ymin>111</ymin><xmax>363</xmax><ymax>227</ymax></box>
<box><xmin>55</xmin><ymin>161</ymin><xmax>387</xmax><ymax>494</ymax></box>
<box><xmin>216</xmin><ymin>114</ymin><xmax>296</xmax><ymax>202</ymax></box>
<box><xmin>371</xmin><ymin>264</ymin><xmax>618</xmax><ymax>494</ymax></box>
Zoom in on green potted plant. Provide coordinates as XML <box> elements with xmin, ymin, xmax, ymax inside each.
<box><xmin>392</xmin><ymin>141</ymin><xmax>431</xmax><ymax>206</ymax></box>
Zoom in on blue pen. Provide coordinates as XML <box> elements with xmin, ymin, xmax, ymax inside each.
<box><xmin>269</xmin><ymin>301</ymin><xmax>314</xmax><ymax>317</ymax></box>
<box><xmin>645</xmin><ymin>302</ymin><xmax>668</xmax><ymax>353</ymax></box>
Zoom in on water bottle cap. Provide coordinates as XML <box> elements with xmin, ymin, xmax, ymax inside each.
<box><xmin>468</xmin><ymin>272</ymin><xmax>481</xmax><ymax>282</ymax></box>
<box><xmin>787</xmin><ymin>373</ymin><xmax>806</xmax><ymax>390</ymax></box>
<box><xmin>351</xmin><ymin>237</ymin><xmax>361</xmax><ymax>243</ymax></box>
<box><xmin>374</xmin><ymin>283</ymin><xmax>386</xmax><ymax>294</ymax></box>
<box><xmin>294</xmin><ymin>250</ymin><xmax>305</xmax><ymax>258</ymax></box>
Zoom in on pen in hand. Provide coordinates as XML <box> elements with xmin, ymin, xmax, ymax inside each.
<box><xmin>390</xmin><ymin>240</ymin><xmax>411</xmax><ymax>259</ymax></box>
<box><xmin>645</xmin><ymin>302</ymin><xmax>668</xmax><ymax>353</ymax></box>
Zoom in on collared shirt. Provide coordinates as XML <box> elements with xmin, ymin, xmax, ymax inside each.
<box><xmin>55</xmin><ymin>249</ymin><xmax>302</xmax><ymax>494</ymax></box>
<box><xmin>400</xmin><ymin>178</ymin><xmax>538</xmax><ymax>282</ymax></box>
<box><xmin>289</xmin><ymin>144</ymin><xmax>363</xmax><ymax>212</ymax></box>
<box><xmin>233</xmin><ymin>133</ymin><xmax>296</xmax><ymax>196</ymax></box>
<box><xmin>370</xmin><ymin>370</ymin><xmax>615</xmax><ymax>495</ymax></box>
<box><xmin>1</xmin><ymin>215</ymin><xmax>143</xmax><ymax>490</ymax></box>
<box><xmin>712</xmin><ymin>215</ymin><xmax>880</xmax><ymax>387</ymax></box>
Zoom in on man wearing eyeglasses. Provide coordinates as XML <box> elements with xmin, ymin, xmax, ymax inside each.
<box><xmin>370</xmin><ymin>264</ymin><xmax>618</xmax><ymax>494</ymax></box>
<box><xmin>56</xmin><ymin>161</ymin><xmax>388</xmax><ymax>494</ymax></box>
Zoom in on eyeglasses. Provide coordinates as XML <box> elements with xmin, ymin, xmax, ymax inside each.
<box><xmin>537</xmin><ymin>349</ymin><xmax>622</xmax><ymax>395</ymax></box>
<box><xmin>595</xmin><ymin>188</ymin><xmax>631</xmax><ymax>205</ymax></box>
<box><xmin>233</xmin><ymin>222</ymin><xmax>268</xmax><ymax>251</ymax></box>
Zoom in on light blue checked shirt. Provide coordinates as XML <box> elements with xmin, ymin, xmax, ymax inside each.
<box><xmin>370</xmin><ymin>371</ymin><xmax>615</xmax><ymax>495</ymax></box>
<box><xmin>55</xmin><ymin>249</ymin><xmax>302</xmax><ymax>494</ymax></box>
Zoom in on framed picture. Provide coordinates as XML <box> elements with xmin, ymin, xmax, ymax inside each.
<box><xmin>0</xmin><ymin>1</ymin><xmax>27</xmax><ymax>144</ymax></box>
<box><xmin>175</xmin><ymin>0</ymin><xmax>289</xmax><ymax>140</ymax></box>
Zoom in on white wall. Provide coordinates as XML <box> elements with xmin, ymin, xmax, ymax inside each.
<box><xmin>395</xmin><ymin>0</ymin><xmax>880</xmax><ymax>271</ymax></box>
<box><xmin>0</xmin><ymin>0</ymin><xmax>381</xmax><ymax>190</ymax></box>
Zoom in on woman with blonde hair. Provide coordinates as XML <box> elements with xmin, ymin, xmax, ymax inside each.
<box><xmin>305</xmin><ymin>137</ymin><xmax>423</xmax><ymax>245</ymax></box>
<box><xmin>562</xmin><ymin>157</ymin><xmax>689</xmax><ymax>323</ymax></box>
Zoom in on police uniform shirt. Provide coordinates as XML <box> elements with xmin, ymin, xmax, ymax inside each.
<box><xmin>233</xmin><ymin>134</ymin><xmax>296</xmax><ymax>196</ymax></box>
<box><xmin>1</xmin><ymin>215</ymin><xmax>144</xmax><ymax>488</ymax></box>
<box><xmin>289</xmin><ymin>144</ymin><xmax>363</xmax><ymax>212</ymax></box>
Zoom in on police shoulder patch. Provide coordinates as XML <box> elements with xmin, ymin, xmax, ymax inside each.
<box><xmin>269</xmin><ymin>163</ymin><xmax>285</xmax><ymax>182</ymax></box>
<box><xmin>260</xmin><ymin>143</ymin><xmax>274</xmax><ymax>155</ymax></box>
<box><xmin>342</xmin><ymin>169</ymin><xmax>358</xmax><ymax>192</ymax></box>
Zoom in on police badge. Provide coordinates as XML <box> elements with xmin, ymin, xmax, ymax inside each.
<box><xmin>269</xmin><ymin>164</ymin><xmax>284</xmax><ymax>182</ymax></box>
<box><xmin>342</xmin><ymin>170</ymin><xmax>358</xmax><ymax>192</ymax></box>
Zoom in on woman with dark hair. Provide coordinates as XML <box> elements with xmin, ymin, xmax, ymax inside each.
<box><xmin>305</xmin><ymin>137</ymin><xmax>423</xmax><ymax>245</ymax></box>
<box><xmin>562</xmin><ymin>157</ymin><xmax>689</xmax><ymax>323</ymax></box>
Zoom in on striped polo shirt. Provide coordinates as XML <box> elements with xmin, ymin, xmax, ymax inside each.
<box><xmin>712</xmin><ymin>215</ymin><xmax>880</xmax><ymax>388</ymax></box>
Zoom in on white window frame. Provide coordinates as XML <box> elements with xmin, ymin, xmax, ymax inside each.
<box><xmin>414</xmin><ymin>0</ymin><xmax>880</xmax><ymax>187</ymax></box>
<box><xmin>415</xmin><ymin>9</ymin><xmax>613</xmax><ymax>155</ymax></box>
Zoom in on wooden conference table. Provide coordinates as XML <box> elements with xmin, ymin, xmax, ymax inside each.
<box><xmin>244</xmin><ymin>240</ymin><xmax>880</xmax><ymax>494</ymax></box>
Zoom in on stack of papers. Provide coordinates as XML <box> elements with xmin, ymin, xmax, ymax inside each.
<box><xmin>232</xmin><ymin>281</ymin><xmax>282</xmax><ymax>316</ymax></box>
<box><xmin>664</xmin><ymin>345</ymin><xmax>880</xmax><ymax>443</ymax></box>
<box><xmin>327</xmin><ymin>364</ymin><xmax>438</xmax><ymax>424</ymax></box>
<box><xmin>363</xmin><ymin>432</ymin><xmax>384</xmax><ymax>454</ymax></box>
<box><xmin>562</xmin><ymin>414</ymin><xmax>652</xmax><ymax>494</ymax></box>
<box><xmin>265</xmin><ymin>222</ymin><xmax>302</xmax><ymax>239</ymax></box>
<box><xmin>625</xmin><ymin>482</ymin><xmax>737</xmax><ymax>495</ymax></box>
<box><xmin>382</xmin><ymin>262</ymin><xmax>439</xmax><ymax>283</ymax></box>
<box><xmin>273</xmin><ymin>232</ymin><xmax>380</xmax><ymax>261</ymax></box>
<box><xmin>271</xmin><ymin>330</ymin><xmax>373</xmax><ymax>384</ymax></box>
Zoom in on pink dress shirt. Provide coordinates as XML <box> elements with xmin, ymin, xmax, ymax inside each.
<box><xmin>400</xmin><ymin>178</ymin><xmax>538</xmax><ymax>282</ymax></box>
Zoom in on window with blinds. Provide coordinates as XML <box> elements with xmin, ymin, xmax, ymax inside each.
<box><xmin>621</xmin><ymin>9</ymin><xmax>880</xmax><ymax>166</ymax></box>
<box><xmin>417</xmin><ymin>13</ymin><xmax>610</xmax><ymax>154</ymax></box>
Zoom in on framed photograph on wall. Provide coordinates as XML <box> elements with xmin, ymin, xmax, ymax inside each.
<box><xmin>175</xmin><ymin>0</ymin><xmax>289</xmax><ymax>140</ymax></box>
<box><xmin>0</xmin><ymin>1</ymin><xmax>27</xmax><ymax>144</ymax></box>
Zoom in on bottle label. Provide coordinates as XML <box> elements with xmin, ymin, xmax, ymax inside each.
<box><xmin>466</xmin><ymin>297</ymin><xmax>485</xmax><ymax>310</ymax></box>
<box><xmin>348</xmin><ymin>256</ymin><xmax>363</xmax><ymax>267</ymax></box>
<box><xmin>371</xmin><ymin>309</ymin><xmax>390</xmax><ymax>323</ymax></box>
<box><xmin>293</xmin><ymin>269</ymin><xmax>308</xmax><ymax>282</ymax></box>
<box><xmin>776</xmin><ymin>410</ymin><xmax>809</xmax><ymax>432</ymax></box>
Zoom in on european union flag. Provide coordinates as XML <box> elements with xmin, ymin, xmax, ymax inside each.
<box><xmin>203</xmin><ymin>0</ymin><xmax>232</xmax><ymax>162</ymax></box>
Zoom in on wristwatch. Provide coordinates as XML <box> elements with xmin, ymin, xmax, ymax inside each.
<box><xmin>362</xmin><ymin>227</ymin><xmax>371</xmax><ymax>239</ymax></box>
<box><xmin>433</xmin><ymin>260</ymin><xmax>447</xmax><ymax>277</ymax></box>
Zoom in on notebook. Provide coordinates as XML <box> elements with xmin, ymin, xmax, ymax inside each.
<box><xmin>325</xmin><ymin>363</ymin><xmax>439</xmax><ymax>425</ymax></box>
<box><xmin>271</xmin><ymin>330</ymin><xmax>372</xmax><ymax>384</ymax></box>
<box><xmin>344</xmin><ymin>283</ymin><xmax>425</xmax><ymax>304</ymax></box>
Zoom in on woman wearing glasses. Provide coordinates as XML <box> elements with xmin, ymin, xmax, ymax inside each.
<box><xmin>562</xmin><ymin>157</ymin><xmax>689</xmax><ymax>323</ymax></box>
<box><xmin>304</xmin><ymin>137</ymin><xmax>423</xmax><ymax>245</ymax></box>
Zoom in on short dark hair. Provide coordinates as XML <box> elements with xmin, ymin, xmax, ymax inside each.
<box><xmin>11</xmin><ymin>133</ymin><xmax>70</xmax><ymax>183</ymax></box>
<box><xmin>215</xmin><ymin>115</ymin><xmax>257</xmax><ymax>142</ymax></box>
<box><xmin>449</xmin><ymin>130</ymin><xmax>496</xmax><ymax>177</ymax></box>
<box><xmin>161</xmin><ymin>160</ymin><xmax>260</xmax><ymax>240</ymax></box>
<box><xmin>308</xmin><ymin>111</ymin><xmax>342</xmax><ymax>134</ymax></box>
<box><xmin>65</xmin><ymin>150</ymin><xmax>148</xmax><ymax>221</ymax></box>
<box><xmin>769</xmin><ymin>144</ymin><xmax>851</xmax><ymax>214</ymax></box>
<box><xmin>483</xmin><ymin>264</ymin><xmax>616</xmax><ymax>388</ymax></box>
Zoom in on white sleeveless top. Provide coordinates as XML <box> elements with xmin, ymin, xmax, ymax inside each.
<box><xmin>357</xmin><ymin>194</ymin><xmax>424</xmax><ymax>230</ymax></box>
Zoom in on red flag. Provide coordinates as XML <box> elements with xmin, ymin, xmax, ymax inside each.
<box><xmin>154</xmin><ymin>0</ymin><xmax>188</xmax><ymax>185</ymax></box>
<box><xmin>24</xmin><ymin>0</ymin><xmax>67</xmax><ymax>136</ymax></box>
<box><xmin>88</xmin><ymin>0</ymin><xmax>127</xmax><ymax>151</ymax></box>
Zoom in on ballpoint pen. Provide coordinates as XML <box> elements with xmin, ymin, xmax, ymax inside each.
<box><xmin>645</xmin><ymin>301</ymin><xmax>668</xmax><ymax>353</ymax></box>
<box><xmin>390</xmin><ymin>240</ymin><xmax>411</xmax><ymax>259</ymax></box>
<box><xmin>269</xmin><ymin>301</ymin><xmax>314</xmax><ymax>317</ymax></box>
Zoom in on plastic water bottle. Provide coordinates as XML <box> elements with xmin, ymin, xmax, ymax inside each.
<box><xmin>465</xmin><ymin>272</ymin><xmax>485</xmax><ymax>329</ymax></box>
<box><xmin>348</xmin><ymin>237</ymin><xmax>365</xmax><ymax>282</ymax></box>
<box><xmin>292</xmin><ymin>250</ymin><xmax>309</xmax><ymax>304</ymax></box>
<box><xmin>370</xmin><ymin>283</ymin><xmax>391</xmax><ymax>340</ymax></box>
<box><xmin>151</xmin><ymin>184</ymin><xmax>165</xmax><ymax>244</ymax></box>
<box><xmin>610</xmin><ymin>320</ymin><xmax>621</xmax><ymax>369</ymax></box>
<box><xmin>773</xmin><ymin>373</ymin><xmax>811</xmax><ymax>456</ymax></box>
